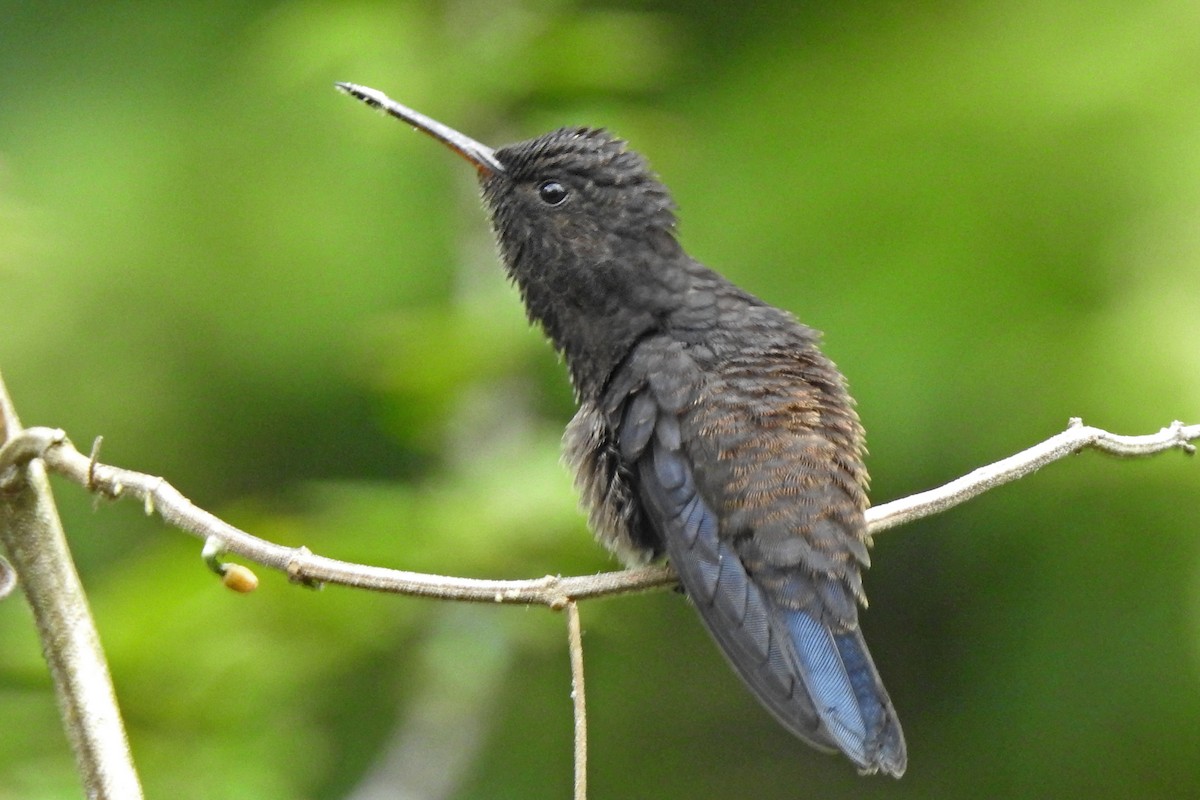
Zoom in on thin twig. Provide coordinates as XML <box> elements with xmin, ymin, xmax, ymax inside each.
<box><xmin>27</xmin><ymin>429</ymin><xmax>676</xmax><ymax>604</ymax></box>
<box><xmin>868</xmin><ymin>419</ymin><xmax>1197</xmax><ymax>533</ymax></box>
<box><xmin>566</xmin><ymin>600</ymin><xmax>588</xmax><ymax>800</ymax></box>
<box><xmin>0</xmin><ymin>418</ymin><xmax>1193</xmax><ymax>602</ymax></box>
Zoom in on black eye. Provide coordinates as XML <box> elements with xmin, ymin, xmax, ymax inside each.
<box><xmin>537</xmin><ymin>180</ymin><xmax>569</xmax><ymax>206</ymax></box>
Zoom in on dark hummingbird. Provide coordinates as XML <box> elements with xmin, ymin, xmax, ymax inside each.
<box><xmin>336</xmin><ymin>82</ymin><xmax>906</xmax><ymax>777</ymax></box>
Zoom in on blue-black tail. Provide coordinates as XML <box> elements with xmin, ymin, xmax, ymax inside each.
<box><xmin>779</xmin><ymin>603</ymin><xmax>906</xmax><ymax>775</ymax></box>
<box><xmin>638</xmin><ymin>434</ymin><xmax>906</xmax><ymax>776</ymax></box>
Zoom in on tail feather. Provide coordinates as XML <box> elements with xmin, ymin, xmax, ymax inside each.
<box><xmin>638</xmin><ymin>438</ymin><xmax>906</xmax><ymax>776</ymax></box>
<box><xmin>783</xmin><ymin>608</ymin><xmax>906</xmax><ymax>775</ymax></box>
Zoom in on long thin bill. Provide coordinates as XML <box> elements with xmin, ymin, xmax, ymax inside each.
<box><xmin>335</xmin><ymin>82</ymin><xmax>504</xmax><ymax>176</ymax></box>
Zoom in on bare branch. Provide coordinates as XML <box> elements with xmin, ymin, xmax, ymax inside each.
<box><xmin>3</xmin><ymin>417</ymin><xmax>1195</xmax><ymax>604</ymax></box>
<box><xmin>867</xmin><ymin>419</ymin><xmax>1197</xmax><ymax>534</ymax></box>
<box><xmin>0</xmin><ymin>377</ymin><xmax>144</xmax><ymax>800</ymax></box>
<box><xmin>23</xmin><ymin>427</ymin><xmax>675</xmax><ymax>603</ymax></box>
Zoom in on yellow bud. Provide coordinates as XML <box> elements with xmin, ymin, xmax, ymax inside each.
<box><xmin>221</xmin><ymin>564</ymin><xmax>258</xmax><ymax>593</ymax></box>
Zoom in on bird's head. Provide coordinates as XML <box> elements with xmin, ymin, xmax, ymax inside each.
<box><xmin>337</xmin><ymin>83</ymin><xmax>687</xmax><ymax>389</ymax></box>
<box><xmin>483</xmin><ymin>126</ymin><xmax>679</xmax><ymax>271</ymax></box>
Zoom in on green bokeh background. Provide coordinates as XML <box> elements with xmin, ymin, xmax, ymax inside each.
<box><xmin>2</xmin><ymin>2</ymin><xmax>1198</xmax><ymax>798</ymax></box>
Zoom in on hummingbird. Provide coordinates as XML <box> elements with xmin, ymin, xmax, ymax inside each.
<box><xmin>336</xmin><ymin>82</ymin><xmax>906</xmax><ymax>777</ymax></box>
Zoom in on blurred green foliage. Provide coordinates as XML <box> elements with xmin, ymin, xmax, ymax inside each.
<box><xmin>1</xmin><ymin>1</ymin><xmax>1198</xmax><ymax>798</ymax></box>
